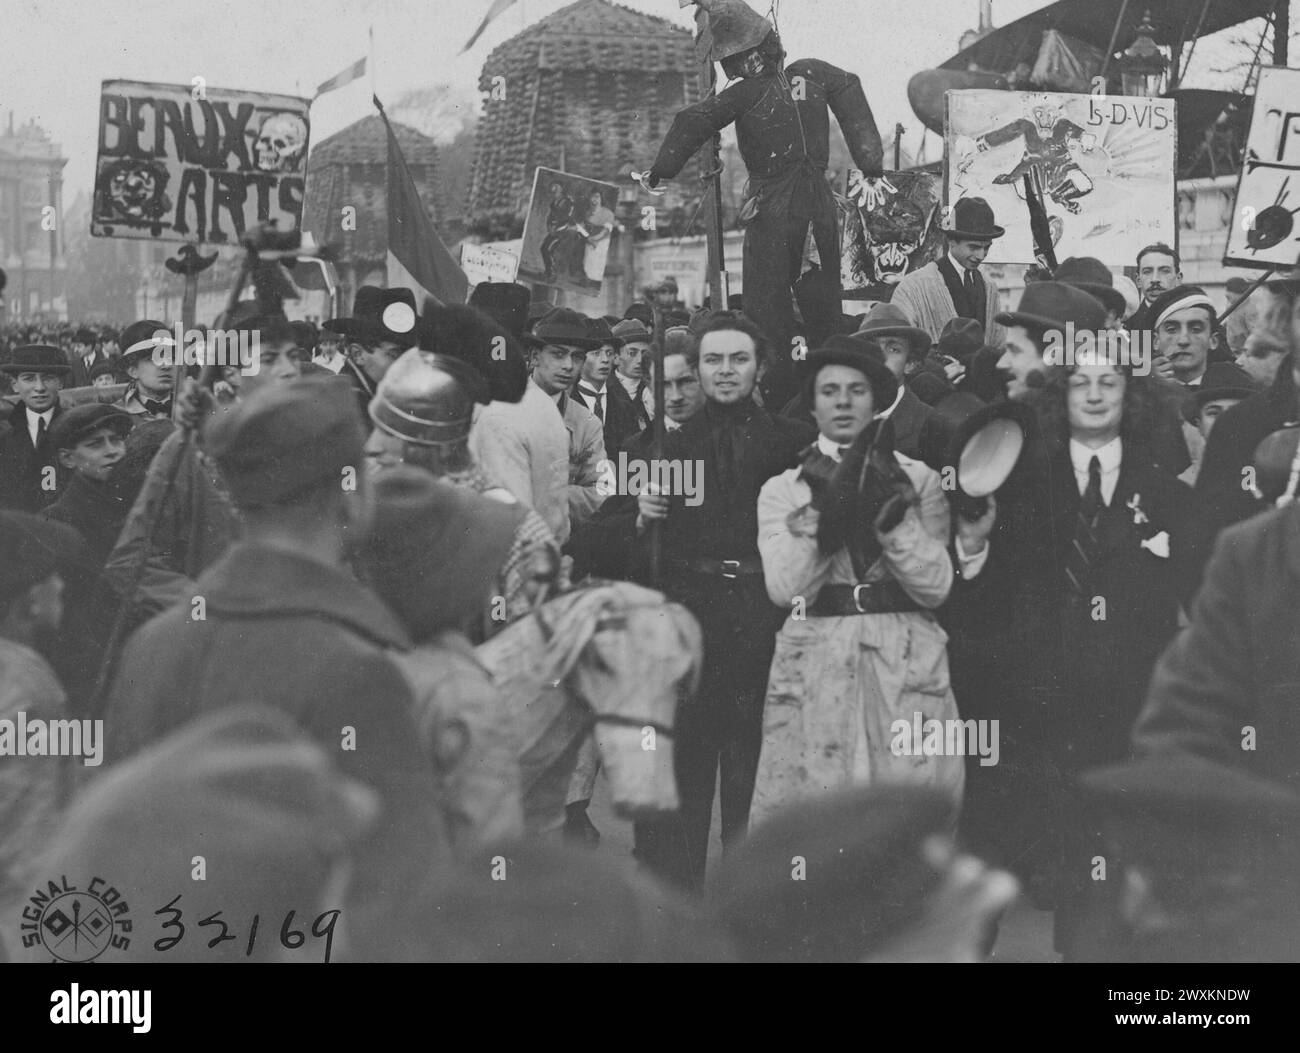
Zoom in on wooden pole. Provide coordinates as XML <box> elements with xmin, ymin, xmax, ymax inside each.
<box><xmin>1276</xmin><ymin>0</ymin><xmax>1290</xmax><ymax>67</ymax></box>
<box><xmin>699</xmin><ymin>51</ymin><xmax>726</xmax><ymax>311</ymax></box>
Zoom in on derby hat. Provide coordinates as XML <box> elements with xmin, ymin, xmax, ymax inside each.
<box><xmin>524</xmin><ymin>308</ymin><xmax>602</xmax><ymax>350</ymax></box>
<box><xmin>935</xmin><ymin>317</ymin><xmax>986</xmax><ymax>362</ymax></box>
<box><xmin>853</xmin><ymin>303</ymin><xmax>931</xmax><ymax>356</ymax></box>
<box><xmin>1182</xmin><ymin>362</ymin><xmax>1258</xmax><ymax>423</ymax></box>
<box><xmin>323</xmin><ymin>286</ymin><xmax>420</xmax><ymax>346</ymax></box>
<box><xmin>995</xmin><ymin>281</ymin><xmax>1107</xmax><ymax>334</ymax></box>
<box><xmin>943</xmin><ymin>196</ymin><xmax>1004</xmax><ymax>241</ymax></box>
<box><xmin>1053</xmin><ymin>256</ymin><xmax>1126</xmax><ymax>317</ymax></box>
<box><xmin>806</xmin><ymin>335</ymin><xmax>900</xmax><ymax>410</ymax></box>
<box><xmin>1</xmin><ymin>343</ymin><xmax>72</xmax><ymax>375</ymax></box>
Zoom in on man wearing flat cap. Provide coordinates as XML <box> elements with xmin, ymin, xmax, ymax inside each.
<box><xmin>103</xmin><ymin>377</ymin><xmax>449</xmax><ymax>915</ymax></box>
<box><xmin>0</xmin><ymin>345</ymin><xmax>69</xmax><ymax>512</ymax></box>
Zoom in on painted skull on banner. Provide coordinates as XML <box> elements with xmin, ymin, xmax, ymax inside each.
<box><xmin>254</xmin><ymin>112</ymin><xmax>309</xmax><ymax>173</ymax></box>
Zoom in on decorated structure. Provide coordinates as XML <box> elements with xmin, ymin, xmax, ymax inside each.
<box><xmin>467</xmin><ymin>0</ymin><xmax>704</xmax><ymax>220</ymax></box>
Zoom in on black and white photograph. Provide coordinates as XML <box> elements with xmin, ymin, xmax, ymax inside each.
<box><xmin>0</xmin><ymin>0</ymin><xmax>1298</xmax><ymax>1012</ymax></box>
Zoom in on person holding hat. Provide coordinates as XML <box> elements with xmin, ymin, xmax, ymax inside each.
<box><xmin>103</xmin><ymin>376</ymin><xmax>449</xmax><ymax>910</ymax></box>
<box><xmin>1176</xmin><ymin>362</ymin><xmax>1258</xmax><ymax>486</ymax></box>
<box><xmin>360</xmin><ymin>467</ymin><xmax>527</xmax><ymax>857</ymax></box>
<box><xmin>749</xmin><ymin>333</ymin><xmax>965</xmax><ymax>826</ymax></box>
<box><xmin>324</xmin><ymin>286</ymin><xmax>421</xmax><ymax>422</ymax></box>
<box><xmin>114</xmin><ymin>319</ymin><xmax>176</xmax><ymax>423</ymax></box>
<box><xmin>471</xmin><ymin>308</ymin><xmax>606</xmax><ymax>545</ymax></box>
<box><xmin>0</xmin><ymin>512</ymin><xmax>81</xmax><ymax>936</ymax></box>
<box><xmin>609</xmin><ymin>318</ymin><xmax>655</xmax><ymax>428</ymax></box>
<box><xmin>572</xmin><ymin>318</ymin><xmax>643</xmax><ymax>456</ymax></box>
<box><xmin>893</xmin><ymin>197</ymin><xmax>1007</xmax><ymax>348</ymax></box>
<box><xmin>0</xmin><ymin>345</ymin><xmax>69</xmax><ymax>512</ymax></box>
<box><xmin>631</xmin><ymin>312</ymin><xmax>815</xmax><ymax>891</ymax></box>
<box><xmin>643</xmin><ymin>3</ymin><xmax>885</xmax><ymax>412</ymax></box>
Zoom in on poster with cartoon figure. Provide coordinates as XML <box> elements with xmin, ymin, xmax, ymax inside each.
<box><xmin>945</xmin><ymin>89</ymin><xmax>1177</xmax><ymax>266</ymax></box>
<box><xmin>842</xmin><ymin>168</ymin><xmax>944</xmax><ymax>298</ymax></box>
<box><xmin>1223</xmin><ymin>66</ymin><xmax>1300</xmax><ymax>270</ymax></box>
<box><xmin>92</xmin><ymin>80</ymin><xmax>310</xmax><ymax>244</ymax></box>
<box><xmin>518</xmin><ymin>167</ymin><xmax>620</xmax><ymax>297</ymax></box>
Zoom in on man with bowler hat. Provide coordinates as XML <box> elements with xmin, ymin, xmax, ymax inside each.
<box><xmin>0</xmin><ymin>345</ymin><xmax>70</xmax><ymax>512</ymax></box>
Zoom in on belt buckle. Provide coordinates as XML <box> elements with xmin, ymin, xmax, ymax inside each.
<box><xmin>852</xmin><ymin>582</ymin><xmax>873</xmax><ymax>613</ymax></box>
<box><xmin>720</xmin><ymin>559</ymin><xmax>741</xmax><ymax>579</ymax></box>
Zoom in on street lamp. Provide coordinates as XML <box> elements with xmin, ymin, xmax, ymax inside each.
<box><xmin>1118</xmin><ymin>10</ymin><xmax>1168</xmax><ymax>98</ymax></box>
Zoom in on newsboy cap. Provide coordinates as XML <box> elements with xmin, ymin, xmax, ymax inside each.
<box><xmin>47</xmin><ymin>403</ymin><xmax>133</xmax><ymax>451</ymax></box>
<box><xmin>205</xmin><ymin>375</ymin><xmax>363</xmax><ymax>508</ymax></box>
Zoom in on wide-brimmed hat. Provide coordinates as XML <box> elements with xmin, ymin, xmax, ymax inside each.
<box><xmin>524</xmin><ymin>308</ymin><xmax>601</xmax><ymax>350</ymax></box>
<box><xmin>323</xmin><ymin>286</ymin><xmax>420</xmax><ymax>346</ymax></box>
<box><xmin>1053</xmin><ymin>256</ymin><xmax>1127</xmax><ymax>317</ymax></box>
<box><xmin>995</xmin><ymin>281</ymin><xmax>1107</xmax><ymax>334</ymax></box>
<box><xmin>853</xmin><ymin>303</ymin><xmax>930</xmax><ymax>356</ymax></box>
<box><xmin>942</xmin><ymin>196</ymin><xmax>1004</xmax><ymax>241</ymax></box>
<box><xmin>1182</xmin><ymin>362</ymin><xmax>1258</xmax><ymax>423</ymax></box>
<box><xmin>1</xmin><ymin>343</ymin><xmax>72</xmax><ymax>375</ymax></box>
<box><xmin>805</xmin><ymin>335</ymin><xmax>900</xmax><ymax>409</ymax></box>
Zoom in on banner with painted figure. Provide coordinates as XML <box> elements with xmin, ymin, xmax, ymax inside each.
<box><xmin>1224</xmin><ymin>66</ymin><xmax>1300</xmax><ymax>270</ymax></box>
<box><xmin>842</xmin><ymin>168</ymin><xmax>944</xmax><ymax>299</ymax></box>
<box><xmin>946</xmin><ymin>89</ymin><xmax>1177</xmax><ymax>266</ymax></box>
<box><xmin>91</xmin><ymin>80</ymin><xmax>310</xmax><ymax>244</ymax></box>
<box><xmin>518</xmin><ymin>168</ymin><xmax>619</xmax><ymax>297</ymax></box>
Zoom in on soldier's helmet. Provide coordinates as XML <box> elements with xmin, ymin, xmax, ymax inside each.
<box><xmin>369</xmin><ymin>348</ymin><xmax>480</xmax><ymax>447</ymax></box>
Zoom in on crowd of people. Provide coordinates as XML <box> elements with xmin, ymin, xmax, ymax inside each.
<box><xmin>2</xmin><ymin>193</ymin><xmax>1299</xmax><ymax>960</ymax></box>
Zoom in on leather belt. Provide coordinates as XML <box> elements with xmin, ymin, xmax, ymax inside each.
<box><xmin>808</xmin><ymin>581</ymin><xmax>921</xmax><ymax>616</ymax></box>
<box><xmin>676</xmin><ymin>556</ymin><xmax>765</xmax><ymax>580</ymax></box>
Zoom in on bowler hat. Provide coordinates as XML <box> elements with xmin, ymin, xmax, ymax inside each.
<box><xmin>74</xmin><ymin>327</ymin><xmax>97</xmax><ymax>346</ymax></box>
<box><xmin>806</xmin><ymin>335</ymin><xmax>900</xmax><ymax>410</ymax></box>
<box><xmin>47</xmin><ymin>403</ymin><xmax>133</xmax><ymax>451</ymax></box>
<box><xmin>362</xmin><ymin>466</ymin><xmax>525</xmax><ymax>641</ymax></box>
<box><xmin>853</xmin><ymin>303</ymin><xmax>930</xmax><ymax>356</ymax></box>
<box><xmin>323</xmin><ymin>286</ymin><xmax>420</xmax><ymax>346</ymax></box>
<box><xmin>1053</xmin><ymin>257</ymin><xmax>1126</xmax><ymax>317</ymax></box>
<box><xmin>525</xmin><ymin>308</ymin><xmax>601</xmax><ymax>350</ymax></box>
<box><xmin>0</xmin><ymin>511</ymin><xmax>83</xmax><ymax>598</ymax></box>
<box><xmin>943</xmin><ymin>196</ymin><xmax>1004</xmax><ymax>241</ymax></box>
<box><xmin>936</xmin><ymin>317</ymin><xmax>986</xmax><ymax>362</ymax></box>
<box><xmin>206</xmin><ymin>375</ymin><xmax>364</xmax><ymax>508</ymax></box>
<box><xmin>1182</xmin><ymin>362</ymin><xmax>1258</xmax><ymax>423</ymax></box>
<box><xmin>1</xmin><ymin>344</ymin><xmax>72</xmax><ymax>375</ymax></box>
<box><xmin>995</xmin><ymin>281</ymin><xmax>1106</xmax><ymax>334</ymax></box>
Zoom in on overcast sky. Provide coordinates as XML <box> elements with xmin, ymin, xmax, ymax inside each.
<box><xmin>0</xmin><ymin>0</ymin><xmax>1263</xmax><ymax>206</ymax></box>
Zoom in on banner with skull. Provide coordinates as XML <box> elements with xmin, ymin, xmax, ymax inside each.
<box><xmin>91</xmin><ymin>79</ymin><xmax>310</xmax><ymax>244</ymax></box>
<box><xmin>841</xmin><ymin>169</ymin><xmax>944</xmax><ymax>299</ymax></box>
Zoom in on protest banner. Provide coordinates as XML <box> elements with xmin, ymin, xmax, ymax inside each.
<box><xmin>518</xmin><ymin>167</ymin><xmax>619</xmax><ymax>297</ymax></box>
<box><xmin>842</xmin><ymin>168</ymin><xmax>944</xmax><ymax>298</ymax></box>
<box><xmin>946</xmin><ymin>89</ymin><xmax>1177</xmax><ymax>266</ymax></box>
<box><xmin>1223</xmin><ymin>66</ymin><xmax>1300</xmax><ymax>270</ymax></box>
<box><xmin>461</xmin><ymin>239</ymin><xmax>522</xmax><ymax>290</ymax></box>
<box><xmin>91</xmin><ymin>79</ymin><xmax>310</xmax><ymax>244</ymax></box>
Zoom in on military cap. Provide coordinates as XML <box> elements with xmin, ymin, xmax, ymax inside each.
<box><xmin>205</xmin><ymin>375</ymin><xmax>363</xmax><ymax>507</ymax></box>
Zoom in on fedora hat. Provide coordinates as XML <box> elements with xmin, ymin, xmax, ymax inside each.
<box><xmin>323</xmin><ymin>286</ymin><xmax>420</xmax><ymax>346</ymax></box>
<box><xmin>853</xmin><ymin>303</ymin><xmax>930</xmax><ymax>356</ymax></box>
<box><xmin>805</xmin><ymin>335</ymin><xmax>900</xmax><ymax>409</ymax></box>
<box><xmin>995</xmin><ymin>281</ymin><xmax>1107</xmax><ymax>334</ymax></box>
<box><xmin>611</xmin><ymin>318</ymin><xmax>655</xmax><ymax>346</ymax></box>
<box><xmin>1053</xmin><ymin>257</ymin><xmax>1126</xmax><ymax>318</ymax></box>
<box><xmin>1</xmin><ymin>343</ymin><xmax>72</xmax><ymax>375</ymax></box>
<box><xmin>936</xmin><ymin>317</ymin><xmax>986</xmax><ymax>362</ymax></box>
<box><xmin>943</xmin><ymin>197</ymin><xmax>1004</xmax><ymax>241</ymax></box>
<box><xmin>524</xmin><ymin>308</ymin><xmax>602</xmax><ymax>350</ymax></box>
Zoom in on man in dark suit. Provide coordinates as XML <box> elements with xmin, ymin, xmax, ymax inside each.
<box><xmin>571</xmin><ymin>318</ymin><xmax>643</xmax><ymax>456</ymax></box>
<box><xmin>632</xmin><ymin>313</ymin><xmax>815</xmax><ymax>892</ymax></box>
<box><xmin>0</xmin><ymin>345</ymin><xmax>69</xmax><ymax>511</ymax></box>
<box><xmin>66</xmin><ymin>328</ymin><xmax>113</xmax><ymax>390</ymax></box>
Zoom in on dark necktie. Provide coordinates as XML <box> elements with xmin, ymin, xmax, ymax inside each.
<box><xmin>143</xmin><ymin>398</ymin><xmax>171</xmax><ymax>417</ymax></box>
<box><xmin>35</xmin><ymin>415</ymin><xmax>47</xmax><ymax>449</ymax></box>
<box><xmin>1065</xmin><ymin>456</ymin><xmax>1104</xmax><ymax>595</ymax></box>
<box><xmin>578</xmin><ymin>386</ymin><xmax>604</xmax><ymax>422</ymax></box>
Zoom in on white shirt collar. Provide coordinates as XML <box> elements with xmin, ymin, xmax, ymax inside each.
<box><xmin>581</xmin><ymin>379</ymin><xmax>606</xmax><ymax>395</ymax></box>
<box><xmin>948</xmin><ymin>252</ymin><xmax>977</xmax><ymax>277</ymax></box>
<box><xmin>1069</xmin><ymin>436</ymin><xmax>1123</xmax><ymax>501</ymax></box>
<box><xmin>817</xmin><ymin>432</ymin><xmax>848</xmax><ymax>461</ymax></box>
<box><xmin>27</xmin><ymin>407</ymin><xmax>54</xmax><ymax>442</ymax></box>
<box><xmin>666</xmin><ymin>418</ymin><xmax>682</xmax><ymax>432</ymax></box>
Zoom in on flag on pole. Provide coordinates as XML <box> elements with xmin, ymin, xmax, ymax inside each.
<box><xmin>376</xmin><ymin>98</ymin><xmax>468</xmax><ymax>306</ymax></box>
<box><xmin>461</xmin><ymin>0</ymin><xmax>517</xmax><ymax>53</ymax></box>
<box><xmin>314</xmin><ymin>57</ymin><xmax>366</xmax><ymax>99</ymax></box>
